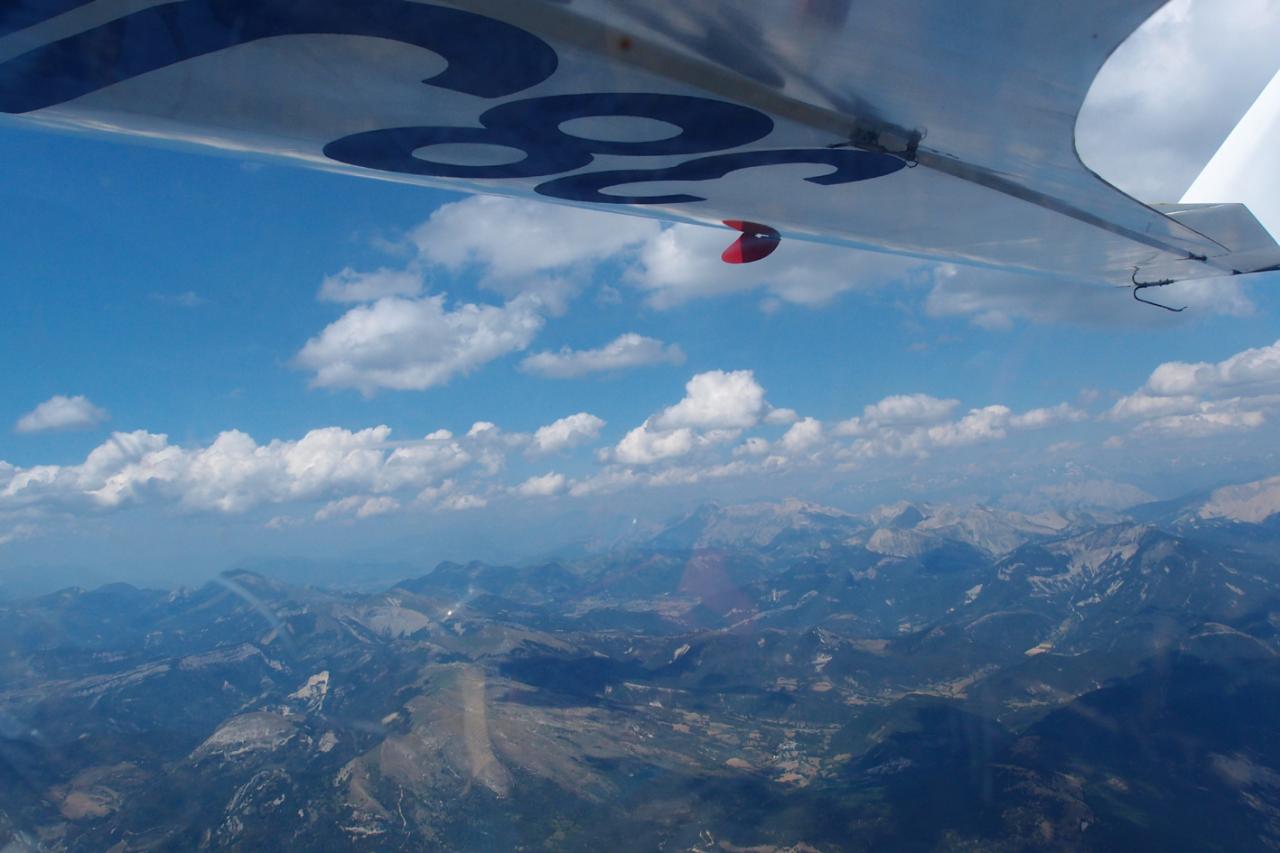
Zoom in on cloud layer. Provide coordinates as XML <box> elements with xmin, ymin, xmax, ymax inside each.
<box><xmin>0</xmin><ymin>370</ymin><xmax>1088</xmax><ymax>534</ymax></box>
<box><xmin>8</xmin><ymin>336</ymin><xmax>1280</xmax><ymax>548</ymax></box>
<box><xmin>0</xmin><ymin>413</ymin><xmax>581</xmax><ymax>519</ymax></box>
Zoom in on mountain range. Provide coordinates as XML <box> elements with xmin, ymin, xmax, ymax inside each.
<box><xmin>2</xmin><ymin>477</ymin><xmax>1279</xmax><ymax>850</ymax></box>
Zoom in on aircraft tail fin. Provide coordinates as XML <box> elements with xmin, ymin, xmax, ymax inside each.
<box><xmin>1179</xmin><ymin>68</ymin><xmax>1280</xmax><ymax>253</ymax></box>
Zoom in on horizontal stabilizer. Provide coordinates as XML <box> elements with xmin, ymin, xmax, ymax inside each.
<box><xmin>1154</xmin><ymin>202</ymin><xmax>1280</xmax><ymax>274</ymax></box>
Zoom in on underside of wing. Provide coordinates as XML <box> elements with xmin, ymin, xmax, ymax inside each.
<box><xmin>1</xmin><ymin>0</ymin><xmax>1276</xmax><ymax>286</ymax></box>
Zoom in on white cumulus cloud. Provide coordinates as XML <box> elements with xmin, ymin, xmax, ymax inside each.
<box><xmin>1134</xmin><ymin>409</ymin><xmax>1266</xmax><ymax>437</ymax></box>
<box><xmin>1109</xmin><ymin>339</ymin><xmax>1280</xmax><ymax>437</ymax></box>
<box><xmin>834</xmin><ymin>394</ymin><xmax>1084</xmax><ymax>466</ymax></box>
<box><xmin>520</xmin><ymin>333</ymin><xmax>685</xmax><ymax>378</ymax></box>
<box><xmin>864</xmin><ymin>394</ymin><xmax>960</xmax><ymax>427</ymax></box>
<box><xmin>531</xmin><ymin>413</ymin><xmax>606</xmax><ymax>455</ymax></box>
<box><xmin>614</xmin><ymin>424</ymin><xmax>697</xmax><ymax>465</ymax></box>
<box><xmin>15</xmin><ymin>395</ymin><xmax>109</xmax><ymax>434</ymax></box>
<box><xmin>926</xmin><ymin>406</ymin><xmax>1012</xmax><ymax>448</ymax></box>
<box><xmin>411</xmin><ymin>195</ymin><xmax>660</xmax><ymax>282</ymax></box>
<box><xmin>834</xmin><ymin>393</ymin><xmax>959</xmax><ymax>436</ymax></box>
<box><xmin>1143</xmin><ymin>339</ymin><xmax>1280</xmax><ymax>398</ymax></box>
<box><xmin>763</xmin><ymin>407</ymin><xmax>799</xmax><ymax>425</ymax></box>
<box><xmin>0</xmin><ymin>425</ymin><xmax>477</xmax><ymax>515</ymax></box>
<box><xmin>315</xmin><ymin>495</ymin><xmax>401</xmax><ymax>520</ymax></box>
<box><xmin>296</xmin><ymin>294</ymin><xmax>544</xmax><ymax>394</ymax></box>
<box><xmin>652</xmin><ymin>370</ymin><xmax>766</xmax><ymax>431</ymax></box>
<box><xmin>299</xmin><ymin>197</ymin><xmax>672</xmax><ymax>396</ymax></box>
<box><xmin>1009</xmin><ymin>403</ymin><xmax>1088</xmax><ymax>429</ymax></box>
<box><xmin>318</xmin><ymin>267</ymin><xmax>423</xmax><ymax>303</ymax></box>
<box><xmin>515</xmin><ymin>472</ymin><xmax>567</xmax><ymax>497</ymax></box>
<box><xmin>606</xmin><ymin>370</ymin><xmax>781</xmax><ymax>467</ymax></box>
<box><xmin>779</xmin><ymin>417</ymin><xmax>823</xmax><ymax>453</ymax></box>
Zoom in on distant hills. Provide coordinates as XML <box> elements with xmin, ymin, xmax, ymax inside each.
<box><xmin>1</xmin><ymin>478</ymin><xmax>1279</xmax><ymax>850</ymax></box>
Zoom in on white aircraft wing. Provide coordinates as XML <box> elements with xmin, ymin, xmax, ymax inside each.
<box><xmin>2</xmin><ymin>0</ymin><xmax>1277</xmax><ymax>287</ymax></box>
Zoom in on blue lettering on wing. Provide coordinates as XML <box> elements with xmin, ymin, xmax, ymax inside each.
<box><xmin>0</xmin><ymin>0</ymin><xmax>557</xmax><ymax>113</ymax></box>
<box><xmin>324</xmin><ymin>92</ymin><xmax>774</xmax><ymax>179</ymax></box>
<box><xmin>535</xmin><ymin>149</ymin><xmax>907</xmax><ymax>204</ymax></box>
<box><xmin>0</xmin><ymin>0</ymin><xmax>96</xmax><ymax>38</ymax></box>
<box><xmin>0</xmin><ymin>2</ymin><xmax>906</xmax><ymax>203</ymax></box>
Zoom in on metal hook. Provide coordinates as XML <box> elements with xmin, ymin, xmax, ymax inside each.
<box><xmin>1130</xmin><ymin>269</ymin><xmax>1186</xmax><ymax>313</ymax></box>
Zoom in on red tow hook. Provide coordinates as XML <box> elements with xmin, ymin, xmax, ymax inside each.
<box><xmin>720</xmin><ymin>220</ymin><xmax>781</xmax><ymax>264</ymax></box>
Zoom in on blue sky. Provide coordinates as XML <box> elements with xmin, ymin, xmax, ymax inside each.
<box><xmin>4</xmin><ymin>125</ymin><xmax>1275</xmax><ymax>460</ymax></box>
<box><xmin>3</xmin><ymin>1</ymin><xmax>1280</xmax><ymax>587</ymax></box>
